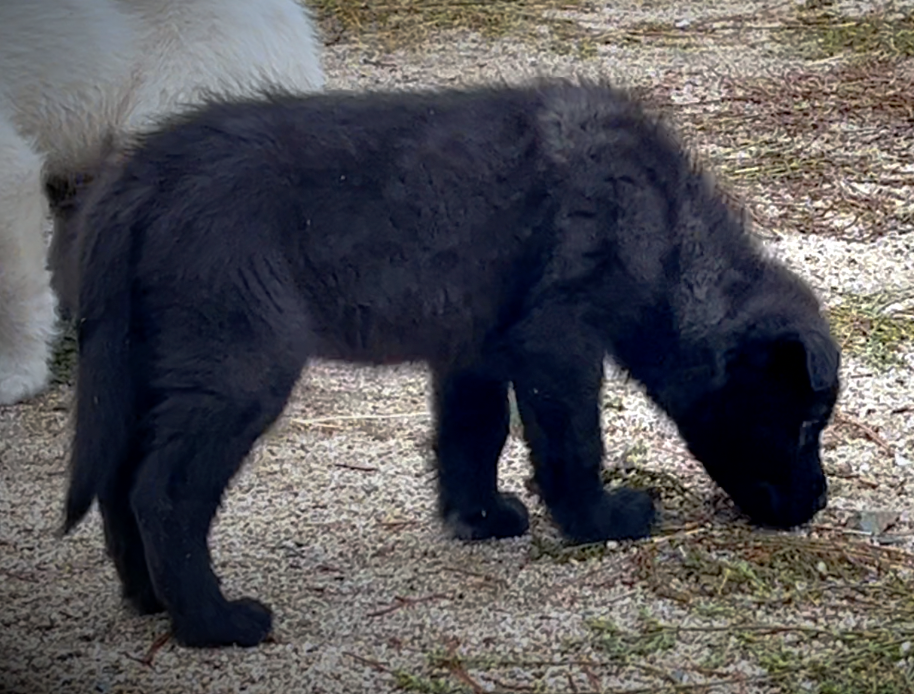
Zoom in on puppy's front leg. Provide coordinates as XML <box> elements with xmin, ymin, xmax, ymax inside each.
<box><xmin>513</xmin><ymin>343</ymin><xmax>655</xmax><ymax>543</ymax></box>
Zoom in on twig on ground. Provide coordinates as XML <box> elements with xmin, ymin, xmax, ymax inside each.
<box><xmin>581</xmin><ymin>662</ymin><xmax>602</xmax><ymax>692</ymax></box>
<box><xmin>480</xmin><ymin>673</ymin><xmax>540</xmax><ymax>691</ymax></box>
<box><xmin>440</xmin><ymin>565</ymin><xmax>509</xmax><ymax>587</ymax></box>
<box><xmin>123</xmin><ymin>631</ymin><xmax>171</xmax><ymax>668</ymax></box>
<box><xmin>344</xmin><ymin>651</ymin><xmax>394</xmax><ymax>673</ymax></box>
<box><xmin>332</xmin><ymin>462</ymin><xmax>379</xmax><ymax>472</ymax></box>
<box><xmin>291</xmin><ymin>412</ymin><xmax>429</xmax><ymax>428</ymax></box>
<box><xmin>833</xmin><ymin>411</ymin><xmax>895</xmax><ymax>454</ymax></box>
<box><xmin>0</xmin><ymin>567</ymin><xmax>40</xmax><ymax>583</ymax></box>
<box><xmin>443</xmin><ymin>650</ymin><xmax>488</xmax><ymax>694</ymax></box>
<box><xmin>378</xmin><ymin>519</ymin><xmax>422</xmax><ymax>531</ymax></box>
<box><xmin>367</xmin><ymin>592</ymin><xmax>452</xmax><ymax>618</ymax></box>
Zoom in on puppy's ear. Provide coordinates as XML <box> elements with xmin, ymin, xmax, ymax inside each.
<box><xmin>730</xmin><ymin>328</ymin><xmax>840</xmax><ymax>395</ymax></box>
<box><xmin>752</xmin><ymin>330</ymin><xmax>840</xmax><ymax>394</ymax></box>
<box><xmin>798</xmin><ymin>329</ymin><xmax>840</xmax><ymax>393</ymax></box>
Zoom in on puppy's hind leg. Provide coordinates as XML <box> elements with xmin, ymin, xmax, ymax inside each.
<box><xmin>98</xmin><ymin>454</ymin><xmax>166</xmax><ymax>616</ymax></box>
<box><xmin>0</xmin><ymin>118</ymin><xmax>57</xmax><ymax>404</ymax></box>
<box><xmin>433</xmin><ymin>366</ymin><xmax>530</xmax><ymax>540</ymax></box>
<box><xmin>130</xmin><ymin>309</ymin><xmax>307</xmax><ymax>648</ymax></box>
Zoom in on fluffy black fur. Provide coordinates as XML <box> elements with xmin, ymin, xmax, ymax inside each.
<box><xmin>46</xmin><ymin>171</ymin><xmax>94</xmax><ymax>321</ymax></box>
<box><xmin>62</xmin><ymin>79</ymin><xmax>840</xmax><ymax>648</ymax></box>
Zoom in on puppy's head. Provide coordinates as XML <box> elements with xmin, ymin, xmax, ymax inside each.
<box><xmin>677</xmin><ymin>326</ymin><xmax>840</xmax><ymax>528</ymax></box>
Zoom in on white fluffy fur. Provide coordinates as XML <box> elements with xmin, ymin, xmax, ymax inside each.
<box><xmin>0</xmin><ymin>0</ymin><xmax>324</xmax><ymax>404</ymax></box>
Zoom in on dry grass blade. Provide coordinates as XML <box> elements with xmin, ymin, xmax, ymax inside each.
<box><xmin>616</xmin><ymin>529</ymin><xmax>914</xmax><ymax>692</ymax></box>
<box><xmin>309</xmin><ymin>0</ymin><xmax>592</xmax><ymax>51</ymax></box>
<box><xmin>648</xmin><ymin>58</ymin><xmax>914</xmax><ymax>241</ymax></box>
<box><xmin>436</xmin><ymin>527</ymin><xmax>914</xmax><ymax>693</ymax></box>
<box><xmin>826</xmin><ymin>290</ymin><xmax>914</xmax><ymax>369</ymax></box>
<box><xmin>784</xmin><ymin>2</ymin><xmax>914</xmax><ymax>60</ymax></box>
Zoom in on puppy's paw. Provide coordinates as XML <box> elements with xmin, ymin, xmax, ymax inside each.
<box><xmin>553</xmin><ymin>487</ymin><xmax>655</xmax><ymax>544</ymax></box>
<box><xmin>444</xmin><ymin>492</ymin><xmax>530</xmax><ymax>541</ymax></box>
<box><xmin>172</xmin><ymin>597</ymin><xmax>273</xmax><ymax>648</ymax></box>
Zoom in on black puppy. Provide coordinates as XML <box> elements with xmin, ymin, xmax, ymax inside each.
<box><xmin>62</xmin><ymin>79</ymin><xmax>840</xmax><ymax>648</ymax></box>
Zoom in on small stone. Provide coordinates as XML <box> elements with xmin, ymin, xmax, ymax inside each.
<box><xmin>671</xmin><ymin>669</ymin><xmax>688</xmax><ymax>683</ymax></box>
<box><xmin>856</xmin><ymin>510</ymin><xmax>900</xmax><ymax>535</ymax></box>
<box><xmin>833</xmin><ymin>461</ymin><xmax>853</xmax><ymax>476</ymax></box>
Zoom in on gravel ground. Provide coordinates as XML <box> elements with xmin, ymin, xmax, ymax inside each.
<box><xmin>2</xmin><ymin>1</ymin><xmax>913</xmax><ymax>692</ymax></box>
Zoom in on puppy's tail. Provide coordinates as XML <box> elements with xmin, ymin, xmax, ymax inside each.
<box><xmin>61</xmin><ymin>140</ymin><xmax>142</xmax><ymax>534</ymax></box>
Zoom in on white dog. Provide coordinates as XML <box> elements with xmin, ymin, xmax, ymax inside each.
<box><xmin>0</xmin><ymin>0</ymin><xmax>324</xmax><ymax>405</ymax></box>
